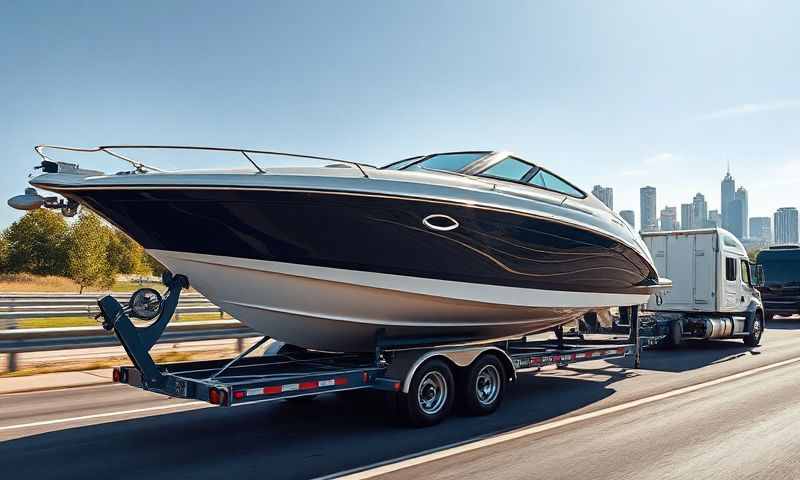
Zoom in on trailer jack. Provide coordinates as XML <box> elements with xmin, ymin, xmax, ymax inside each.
<box><xmin>97</xmin><ymin>272</ymin><xmax>189</xmax><ymax>389</ymax></box>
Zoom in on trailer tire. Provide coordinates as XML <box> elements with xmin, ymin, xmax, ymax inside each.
<box><xmin>670</xmin><ymin>319</ymin><xmax>684</xmax><ymax>348</ymax></box>
<box><xmin>398</xmin><ymin>358</ymin><xmax>454</xmax><ymax>427</ymax></box>
<box><xmin>460</xmin><ymin>354</ymin><xmax>505</xmax><ymax>416</ymax></box>
<box><xmin>744</xmin><ymin>312</ymin><xmax>764</xmax><ymax>347</ymax></box>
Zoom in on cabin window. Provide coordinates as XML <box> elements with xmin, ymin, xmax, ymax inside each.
<box><xmin>741</xmin><ymin>261</ymin><xmax>751</xmax><ymax>286</ymax></box>
<box><xmin>478</xmin><ymin>157</ymin><xmax>534</xmax><ymax>182</ymax></box>
<box><xmin>725</xmin><ymin>257</ymin><xmax>737</xmax><ymax>281</ymax></box>
<box><xmin>383</xmin><ymin>157</ymin><xmax>422</xmax><ymax>170</ymax></box>
<box><xmin>528</xmin><ymin>169</ymin><xmax>585</xmax><ymax>198</ymax></box>
<box><xmin>404</xmin><ymin>152</ymin><xmax>487</xmax><ymax>173</ymax></box>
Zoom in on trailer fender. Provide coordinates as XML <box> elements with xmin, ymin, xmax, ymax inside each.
<box><xmin>389</xmin><ymin>347</ymin><xmax>516</xmax><ymax>394</ymax></box>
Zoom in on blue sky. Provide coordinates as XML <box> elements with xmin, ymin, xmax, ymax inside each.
<box><xmin>1</xmin><ymin>1</ymin><xmax>798</xmax><ymax>229</ymax></box>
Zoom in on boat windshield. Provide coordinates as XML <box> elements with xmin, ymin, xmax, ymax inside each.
<box><xmin>402</xmin><ymin>152</ymin><xmax>488</xmax><ymax>173</ymax></box>
<box><xmin>477</xmin><ymin>156</ymin><xmax>585</xmax><ymax>198</ymax></box>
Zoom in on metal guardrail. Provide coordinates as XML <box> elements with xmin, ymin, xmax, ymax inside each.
<box><xmin>0</xmin><ymin>293</ymin><xmax>257</xmax><ymax>372</ymax></box>
<box><xmin>0</xmin><ymin>320</ymin><xmax>257</xmax><ymax>353</ymax></box>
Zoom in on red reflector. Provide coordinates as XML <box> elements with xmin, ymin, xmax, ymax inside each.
<box><xmin>112</xmin><ymin>368</ymin><xmax>120</xmax><ymax>383</ymax></box>
<box><xmin>233</xmin><ymin>390</ymin><xmax>245</xmax><ymax>400</ymax></box>
<box><xmin>209</xmin><ymin>388</ymin><xmax>220</xmax><ymax>405</ymax></box>
<box><xmin>299</xmin><ymin>381</ymin><xmax>318</xmax><ymax>390</ymax></box>
<box><xmin>335</xmin><ymin>377</ymin><xmax>348</xmax><ymax>386</ymax></box>
<box><xmin>393</xmin><ymin>382</ymin><xmax>401</xmax><ymax>391</ymax></box>
<box><xmin>263</xmin><ymin>385</ymin><xmax>282</xmax><ymax>395</ymax></box>
<box><xmin>362</xmin><ymin>371</ymin><xmax>369</xmax><ymax>383</ymax></box>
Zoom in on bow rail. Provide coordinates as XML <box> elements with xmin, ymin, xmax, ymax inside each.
<box><xmin>34</xmin><ymin>144</ymin><xmax>373</xmax><ymax>178</ymax></box>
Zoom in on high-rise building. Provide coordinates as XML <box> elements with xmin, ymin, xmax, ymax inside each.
<box><xmin>681</xmin><ymin>203</ymin><xmax>693</xmax><ymax>231</ymax></box>
<box><xmin>727</xmin><ymin>199</ymin><xmax>745</xmax><ymax>239</ymax></box>
<box><xmin>708</xmin><ymin>210</ymin><xmax>721</xmax><ymax>228</ymax></box>
<box><xmin>640</xmin><ymin>186</ymin><xmax>657</xmax><ymax>232</ymax></box>
<box><xmin>692</xmin><ymin>193</ymin><xmax>708</xmax><ymax>229</ymax></box>
<box><xmin>735</xmin><ymin>187</ymin><xmax>748</xmax><ymax>239</ymax></box>
<box><xmin>721</xmin><ymin>167</ymin><xmax>736</xmax><ymax>232</ymax></box>
<box><xmin>749</xmin><ymin>217</ymin><xmax>772</xmax><ymax>243</ymax></box>
<box><xmin>620</xmin><ymin>210</ymin><xmax>635</xmax><ymax>228</ymax></box>
<box><xmin>591</xmin><ymin>185</ymin><xmax>613</xmax><ymax>210</ymax></box>
<box><xmin>774</xmin><ymin>207</ymin><xmax>799</xmax><ymax>244</ymax></box>
<box><xmin>660</xmin><ymin>206</ymin><xmax>678</xmax><ymax>231</ymax></box>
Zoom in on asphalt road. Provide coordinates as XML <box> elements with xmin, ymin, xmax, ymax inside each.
<box><xmin>2</xmin><ymin>320</ymin><xmax>800</xmax><ymax>480</ymax></box>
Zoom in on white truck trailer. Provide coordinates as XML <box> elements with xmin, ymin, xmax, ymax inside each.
<box><xmin>640</xmin><ymin>228</ymin><xmax>765</xmax><ymax>347</ymax></box>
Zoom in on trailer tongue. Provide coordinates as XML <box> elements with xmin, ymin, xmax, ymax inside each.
<box><xmin>100</xmin><ymin>273</ymin><xmax>651</xmax><ymax>427</ymax></box>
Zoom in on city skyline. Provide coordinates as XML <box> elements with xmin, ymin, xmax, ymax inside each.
<box><xmin>615</xmin><ymin>164</ymin><xmax>799</xmax><ymax>244</ymax></box>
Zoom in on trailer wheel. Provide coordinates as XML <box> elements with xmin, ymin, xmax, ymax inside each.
<box><xmin>744</xmin><ymin>312</ymin><xmax>764</xmax><ymax>347</ymax></box>
<box><xmin>670</xmin><ymin>319</ymin><xmax>684</xmax><ymax>348</ymax></box>
<box><xmin>460</xmin><ymin>354</ymin><xmax>505</xmax><ymax>416</ymax></box>
<box><xmin>399</xmin><ymin>358</ymin><xmax>454</xmax><ymax>427</ymax></box>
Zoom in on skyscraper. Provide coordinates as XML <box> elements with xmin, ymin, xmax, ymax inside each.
<box><xmin>640</xmin><ymin>186</ymin><xmax>657</xmax><ymax>232</ymax></box>
<box><xmin>591</xmin><ymin>185</ymin><xmax>613</xmax><ymax>210</ymax></box>
<box><xmin>749</xmin><ymin>217</ymin><xmax>772</xmax><ymax>243</ymax></box>
<box><xmin>728</xmin><ymin>199</ymin><xmax>745</xmax><ymax>239</ymax></box>
<box><xmin>620</xmin><ymin>210</ymin><xmax>635</xmax><ymax>228</ymax></box>
<box><xmin>735</xmin><ymin>187</ymin><xmax>748</xmax><ymax>238</ymax></box>
<box><xmin>681</xmin><ymin>203</ymin><xmax>693</xmax><ymax>231</ymax></box>
<box><xmin>692</xmin><ymin>193</ymin><xmax>708</xmax><ymax>229</ymax></box>
<box><xmin>708</xmin><ymin>210</ymin><xmax>721</xmax><ymax>228</ymax></box>
<box><xmin>774</xmin><ymin>207</ymin><xmax>799</xmax><ymax>244</ymax></box>
<box><xmin>660</xmin><ymin>206</ymin><xmax>677</xmax><ymax>231</ymax></box>
<box><xmin>721</xmin><ymin>167</ymin><xmax>736</xmax><ymax>232</ymax></box>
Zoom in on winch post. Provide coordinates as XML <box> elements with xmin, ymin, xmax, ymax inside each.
<box><xmin>97</xmin><ymin>273</ymin><xmax>189</xmax><ymax>387</ymax></box>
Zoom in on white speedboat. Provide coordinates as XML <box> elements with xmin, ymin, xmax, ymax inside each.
<box><xmin>10</xmin><ymin>145</ymin><xmax>665</xmax><ymax>351</ymax></box>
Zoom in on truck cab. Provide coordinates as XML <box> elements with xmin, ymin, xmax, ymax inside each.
<box><xmin>756</xmin><ymin>245</ymin><xmax>800</xmax><ymax>320</ymax></box>
<box><xmin>641</xmin><ymin>228</ymin><xmax>764</xmax><ymax>347</ymax></box>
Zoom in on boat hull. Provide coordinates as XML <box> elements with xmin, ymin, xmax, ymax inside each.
<box><xmin>151</xmin><ymin>250</ymin><xmax>649</xmax><ymax>352</ymax></box>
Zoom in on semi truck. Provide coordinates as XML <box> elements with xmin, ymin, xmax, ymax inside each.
<box><xmin>640</xmin><ymin>228</ymin><xmax>765</xmax><ymax>347</ymax></box>
<box><xmin>756</xmin><ymin>245</ymin><xmax>800</xmax><ymax>320</ymax></box>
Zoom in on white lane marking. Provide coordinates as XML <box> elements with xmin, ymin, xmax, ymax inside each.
<box><xmin>333</xmin><ymin>355</ymin><xmax>800</xmax><ymax>480</ymax></box>
<box><xmin>0</xmin><ymin>402</ymin><xmax>207</xmax><ymax>432</ymax></box>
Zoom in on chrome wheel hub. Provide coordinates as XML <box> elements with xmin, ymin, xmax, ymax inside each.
<box><xmin>475</xmin><ymin>364</ymin><xmax>500</xmax><ymax>406</ymax></box>
<box><xmin>417</xmin><ymin>371</ymin><xmax>447</xmax><ymax>415</ymax></box>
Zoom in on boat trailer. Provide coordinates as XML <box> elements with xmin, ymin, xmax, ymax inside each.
<box><xmin>99</xmin><ymin>273</ymin><xmax>654</xmax><ymax>426</ymax></box>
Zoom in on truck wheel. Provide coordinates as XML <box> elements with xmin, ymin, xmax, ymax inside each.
<box><xmin>460</xmin><ymin>354</ymin><xmax>506</xmax><ymax>416</ymax></box>
<box><xmin>398</xmin><ymin>358</ymin><xmax>454</xmax><ymax>427</ymax></box>
<box><xmin>744</xmin><ymin>312</ymin><xmax>764</xmax><ymax>347</ymax></box>
<box><xmin>670</xmin><ymin>319</ymin><xmax>684</xmax><ymax>348</ymax></box>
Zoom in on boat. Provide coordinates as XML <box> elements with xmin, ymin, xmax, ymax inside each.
<box><xmin>9</xmin><ymin>145</ymin><xmax>666</xmax><ymax>352</ymax></box>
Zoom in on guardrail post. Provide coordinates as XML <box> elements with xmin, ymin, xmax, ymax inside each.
<box><xmin>7</xmin><ymin>316</ymin><xmax>18</xmax><ymax>372</ymax></box>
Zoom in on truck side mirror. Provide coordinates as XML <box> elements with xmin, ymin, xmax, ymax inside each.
<box><xmin>753</xmin><ymin>264</ymin><xmax>765</xmax><ymax>288</ymax></box>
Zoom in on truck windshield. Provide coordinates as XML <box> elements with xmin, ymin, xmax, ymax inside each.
<box><xmin>758</xmin><ymin>251</ymin><xmax>800</xmax><ymax>284</ymax></box>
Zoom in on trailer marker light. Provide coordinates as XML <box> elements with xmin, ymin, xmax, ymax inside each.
<box><xmin>362</xmin><ymin>371</ymin><xmax>369</xmax><ymax>383</ymax></box>
<box><xmin>209</xmin><ymin>388</ymin><xmax>221</xmax><ymax>405</ymax></box>
<box><xmin>233</xmin><ymin>390</ymin><xmax>245</xmax><ymax>400</ymax></box>
<box><xmin>112</xmin><ymin>368</ymin><xmax>120</xmax><ymax>383</ymax></box>
<box><xmin>394</xmin><ymin>382</ymin><xmax>401</xmax><ymax>391</ymax></box>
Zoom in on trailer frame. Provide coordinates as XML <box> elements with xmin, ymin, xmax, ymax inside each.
<box><xmin>102</xmin><ymin>273</ymin><xmax>653</xmax><ymax>423</ymax></box>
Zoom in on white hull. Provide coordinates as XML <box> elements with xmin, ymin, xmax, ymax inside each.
<box><xmin>150</xmin><ymin>250</ymin><xmax>650</xmax><ymax>352</ymax></box>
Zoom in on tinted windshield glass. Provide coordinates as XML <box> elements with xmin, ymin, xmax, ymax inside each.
<box><xmin>405</xmin><ymin>152</ymin><xmax>486</xmax><ymax>173</ymax></box>
<box><xmin>528</xmin><ymin>169</ymin><xmax>584</xmax><ymax>197</ymax></box>
<box><xmin>479</xmin><ymin>157</ymin><xmax>534</xmax><ymax>182</ymax></box>
<box><xmin>383</xmin><ymin>157</ymin><xmax>421</xmax><ymax>170</ymax></box>
<box><xmin>758</xmin><ymin>251</ymin><xmax>800</xmax><ymax>284</ymax></box>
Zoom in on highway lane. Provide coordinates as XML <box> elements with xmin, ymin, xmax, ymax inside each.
<box><xmin>1</xmin><ymin>320</ymin><xmax>799</xmax><ymax>479</ymax></box>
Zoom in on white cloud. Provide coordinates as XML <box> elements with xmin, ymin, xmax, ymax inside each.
<box><xmin>697</xmin><ymin>99</ymin><xmax>800</xmax><ymax>121</ymax></box>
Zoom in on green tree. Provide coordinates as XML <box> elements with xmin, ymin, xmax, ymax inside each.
<box><xmin>0</xmin><ymin>234</ymin><xmax>7</xmax><ymax>273</ymax></box>
<box><xmin>143</xmin><ymin>252</ymin><xmax>167</xmax><ymax>277</ymax></box>
<box><xmin>66</xmin><ymin>212</ymin><xmax>114</xmax><ymax>293</ymax></box>
<box><xmin>106</xmin><ymin>229</ymin><xmax>147</xmax><ymax>275</ymax></box>
<box><xmin>3</xmin><ymin>209</ymin><xmax>70</xmax><ymax>275</ymax></box>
